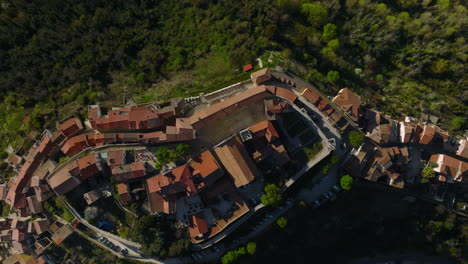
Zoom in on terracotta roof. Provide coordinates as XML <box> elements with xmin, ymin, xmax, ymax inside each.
<box><xmin>332</xmin><ymin>88</ymin><xmax>362</xmax><ymax>121</ymax></box>
<box><xmin>117</xmin><ymin>183</ymin><xmax>132</xmax><ymax>204</ymax></box>
<box><xmin>430</xmin><ymin>154</ymin><xmax>467</xmax><ymax>182</ymax></box>
<box><xmin>77</xmin><ymin>154</ymin><xmax>102</xmax><ymax>181</ymax></box>
<box><xmin>160</xmin><ymin>125</ymin><xmax>195</xmax><ymax>142</ymax></box>
<box><xmin>47</xmin><ymin>161</ymin><xmax>81</xmax><ymax>195</ymax></box>
<box><xmin>243</xmin><ymin>64</ymin><xmax>253</xmax><ymax>72</ymax></box>
<box><xmin>274</xmin><ymin>86</ymin><xmax>298</xmax><ymax>102</ymax></box>
<box><xmin>188</xmin><ymin>213</ymin><xmax>208</xmax><ymax>238</ymax></box>
<box><xmin>171</xmin><ymin>164</ymin><xmax>191</xmax><ymax>182</ymax></box>
<box><xmin>419</xmin><ymin>125</ymin><xmax>436</xmax><ymax>144</ymax></box>
<box><xmin>301</xmin><ymin>88</ymin><xmax>321</xmax><ymax>105</ymax></box>
<box><xmin>89</xmin><ymin>106</ymin><xmax>162</xmax><ymax>131</ymax></box>
<box><xmin>214</xmin><ymin>136</ymin><xmax>260</xmax><ymax>187</ymax></box>
<box><xmin>61</xmin><ymin>132</ymin><xmax>96</xmax><ymax>156</ymax></box>
<box><xmin>59</xmin><ymin>118</ymin><xmax>84</xmax><ymax>138</ymax></box>
<box><xmin>264</xmin><ymin>99</ymin><xmax>291</xmax><ymax>116</ymax></box>
<box><xmin>249</xmin><ymin>120</ymin><xmax>280</xmax><ymax>143</ymax></box>
<box><xmin>146</xmin><ymin>191</ymin><xmax>174</xmax><ymax>214</ymax></box>
<box><xmin>5</xmin><ymin>158</ymin><xmax>42</xmax><ymax>207</ymax></box>
<box><xmin>251</xmin><ymin>68</ymin><xmax>272</xmax><ymax>85</ymax></box>
<box><xmin>317</xmin><ymin>99</ymin><xmax>329</xmax><ymax>111</ymax></box>
<box><xmin>107</xmin><ymin>150</ymin><xmax>125</xmax><ymax>168</ymax></box>
<box><xmin>190</xmin><ymin>150</ymin><xmax>223</xmax><ymax>183</ymax></box>
<box><xmin>457</xmin><ymin>139</ymin><xmax>468</xmax><ymax>159</ymax></box>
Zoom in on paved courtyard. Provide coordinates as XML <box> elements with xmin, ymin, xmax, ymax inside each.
<box><xmin>192</xmin><ymin>99</ymin><xmax>267</xmax><ymax>153</ymax></box>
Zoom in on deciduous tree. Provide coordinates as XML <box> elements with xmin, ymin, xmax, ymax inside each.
<box><xmin>340</xmin><ymin>175</ymin><xmax>353</xmax><ymax>190</ymax></box>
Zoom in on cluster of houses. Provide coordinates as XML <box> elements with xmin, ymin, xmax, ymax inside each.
<box><xmin>0</xmin><ymin>215</ymin><xmax>74</xmax><ymax>263</ymax></box>
<box><xmin>2</xmin><ymin>66</ymin><xmax>463</xmax><ymax>260</ymax></box>
<box><xmin>325</xmin><ymin>87</ymin><xmax>467</xmax><ymax>187</ymax></box>
<box><xmin>0</xmin><ymin>67</ymin><xmax>307</xmax><ymax>259</ymax></box>
<box><xmin>266</xmin><ymin>69</ymin><xmax>467</xmax><ymax>188</ymax></box>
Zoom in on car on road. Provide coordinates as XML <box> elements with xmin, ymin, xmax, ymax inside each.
<box><xmin>312</xmin><ymin>200</ymin><xmax>320</xmax><ymax>208</ymax></box>
<box><xmin>331</xmin><ymin>185</ymin><xmax>341</xmax><ymax>192</ymax></box>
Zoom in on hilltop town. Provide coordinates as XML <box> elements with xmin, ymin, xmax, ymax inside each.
<box><xmin>0</xmin><ymin>68</ymin><xmax>466</xmax><ymax>264</ymax></box>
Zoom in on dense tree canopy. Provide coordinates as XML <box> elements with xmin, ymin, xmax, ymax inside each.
<box><xmin>261</xmin><ymin>184</ymin><xmax>282</xmax><ymax>206</ymax></box>
<box><xmin>0</xmin><ymin>0</ymin><xmax>465</xmax><ymax>148</ymax></box>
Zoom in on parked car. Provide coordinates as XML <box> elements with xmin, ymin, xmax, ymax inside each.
<box><xmin>312</xmin><ymin>200</ymin><xmax>320</xmax><ymax>208</ymax></box>
<box><xmin>322</xmin><ymin>192</ymin><xmax>331</xmax><ymax>200</ymax></box>
<box><xmin>121</xmin><ymin>249</ymin><xmax>128</xmax><ymax>255</ymax></box>
<box><xmin>327</xmin><ymin>191</ymin><xmax>337</xmax><ymax>201</ymax></box>
<box><xmin>331</xmin><ymin>185</ymin><xmax>341</xmax><ymax>192</ymax></box>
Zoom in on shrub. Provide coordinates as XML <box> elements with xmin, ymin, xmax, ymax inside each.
<box><xmin>322</xmin><ymin>165</ymin><xmax>330</xmax><ymax>175</ymax></box>
<box><xmin>340</xmin><ymin>175</ymin><xmax>353</xmax><ymax>190</ymax></box>
<box><xmin>277</xmin><ymin>217</ymin><xmax>288</xmax><ymax>229</ymax></box>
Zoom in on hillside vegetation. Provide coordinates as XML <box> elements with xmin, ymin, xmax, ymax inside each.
<box><xmin>0</xmin><ymin>0</ymin><xmax>466</xmax><ymax>150</ymax></box>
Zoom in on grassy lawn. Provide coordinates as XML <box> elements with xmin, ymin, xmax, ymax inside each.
<box><xmin>61</xmin><ymin>208</ymin><xmax>74</xmax><ymax>222</ymax></box>
<box><xmin>303</xmin><ymin>141</ymin><xmax>323</xmax><ymax>160</ymax></box>
<box><xmin>134</xmin><ymin>51</ymin><xmax>251</xmax><ymax>103</ymax></box>
<box><xmin>290</xmin><ymin>141</ymin><xmax>323</xmax><ymax>165</ymax></box>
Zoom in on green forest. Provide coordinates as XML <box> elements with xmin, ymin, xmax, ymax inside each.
<box><xmin>0</xmin><ymin>0</ymin><xmax>466</xmax><ymax>154</ymax></box>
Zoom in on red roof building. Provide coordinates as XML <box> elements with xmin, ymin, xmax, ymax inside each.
<box><xmin>89</xmin><ymin>106</ymin><xmax>162</xmax><ymax>131</ymax></box>
<box><xmin>59</xmin><ymin>117</ymin><xmax>84</xmax><ymax>138</ymax></box>
<box><xmin>117</xmin><ymin>183</ymin><xmax>132</xmax><ymax>204</ymax></box>
<box><xmin>61</xmin><ymin>132</ymin><xmax>96</xmax><ymax>157</ymax></box>
<box><xmin>190</xmin><ymin>150</ymin><xmax>224</xmax><ymax>188</ymax></box>
<box><xmin>243</xmin><ymin>64</ymin><xmax>253</xmax><ymax>72</ymax></box>
<box><xmin>107</xmin><ymin>150</ymin><xmax>125</xmax><ymax>168</ymax></box>
<box><xmin>430</xmin><ymin>154</ymin><xmax>467</xmax><ymax>183</ymax></box>
<box><xmin>301</xmin><ymin>88</ymin><xmax>321</xmax><ymax>105</ymax></box>
<box><xmin>251</xmin><ymin>68</ymin><xmax>272</xmax><ymax>86</ymax></box>
<box><xmin>214</xmin><ymin>136</ymin><xmax>260</xmax><ymax>188</ymax></box>
<box><xmin>419</xmin><ymin>125</ymin><xmax>436</xmax><ymax>144</ymax></box>
<box><xmin>249</xmin><ymin>120</ymin><xmax>280</xmax><ymax>143</ymax></box>
<box><xmin>188</xmin><ymin>213</ymin><xmax>209</xmax><ymax>239</ymax></box>
<box><xmin>332</xmin><ymin>88</ymin><xmax>362</xmax><ymax>122</ymax></box>
<box><xmin>265</xmin><ymin>85</ymin><xmax>298</xmax><ymax>103</ymax></box>
<box><xmin>47</xmin><ymin>161</ymin><xmax>81</xmax><ymax>195</ymax></box>
<box><xmin>77</xmin><ymin>154</ymin><xmax>102</xmax><ymax>181</ymax></box>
